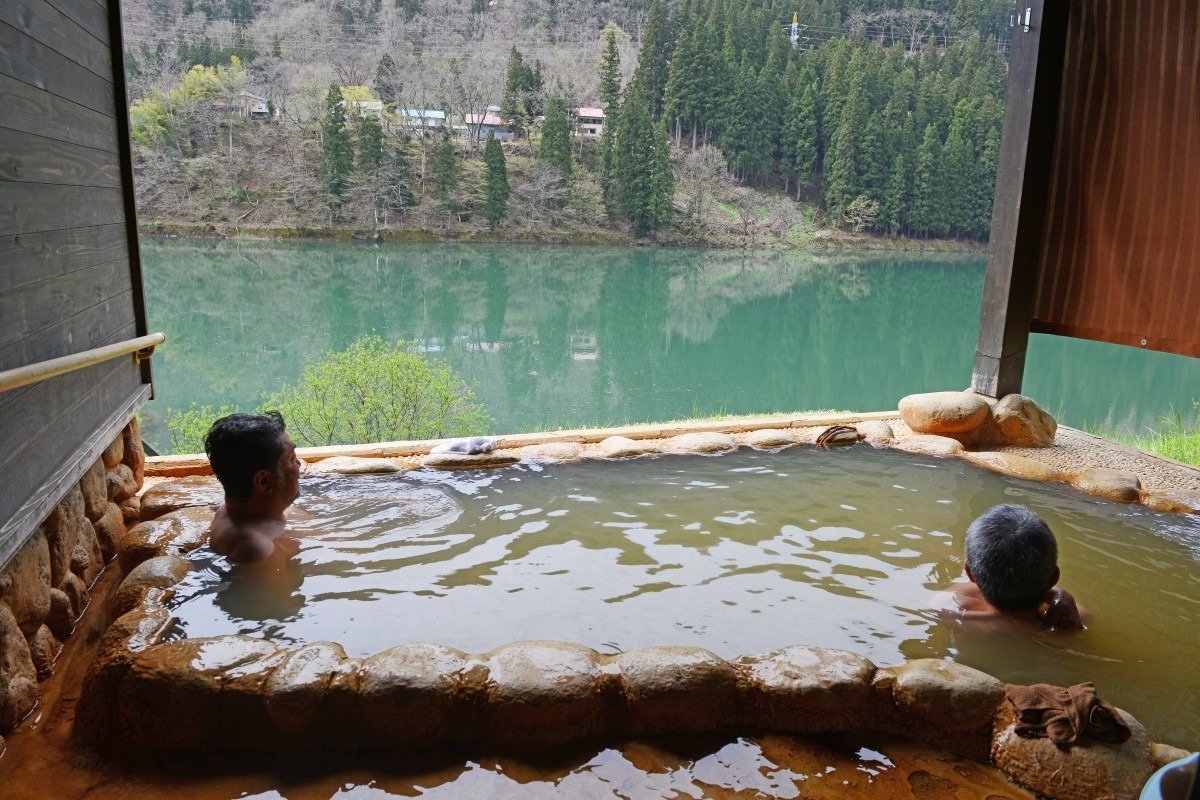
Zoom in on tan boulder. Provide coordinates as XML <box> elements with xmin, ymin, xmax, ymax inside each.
<box><xmin>662</xmin><ymin>432</ymin><xmax>737</xmax><ymax>455</ymax></box>
<box><xmin>106</xmin><ymin>464</ymin><xmax>139</xmax><ymax>504</ymax></box>
<box><xmin>122</xmin><ymin>418</ymin><xmax>146</xmax><ymax>485</ymax></box>
<box><xmin>1069</xmin><ymin>468</ymin><xmax>1141</xmax><ymax>503</ymax></box>
<box><xmin>899</xmin><ymin>391</ymin><xmax>992</xmax><ymax>437</ymax></box>
<box><xmin>992</xmin><ymin>394</ymin><xmax>1057</xmax><ymax>446</ymax></box>
<box><xmin>483</xmin><ymin>641</ymin><xmax>609</xmax><ymax>746</ymax></box>
<box><xmin>58</xmin><ymin>572</ymin><xmax>88</xmax><ymax>618</ymax></box>
<box><xmin>895</xmin><ymin>434</ymin><xmax>965</xmax><ymax>458</ymax></box>
<box><xmin>118</xmin><ymin>636</ymin><xmax>281</xmax><ymax>750</ymax></box>
<box><xmin>423</xmin><ymin>451</ymin><xmax>520</xmax><ymax>470</ymax></box>
<box><xmin>0</xmin><ymin>532</ymin><xmax>51</xmax><ymax>636</ymax></box>
<box><xmin>516</xmin><ymin>442</ymin><xmax>585</xmax><ymax>463</ymax></box>
<box><xmin>45</xmin><ymin>588</ymin><xmax>76</xmax><ymax>640</ymax></box>
<box><xmin>139</xmin><ymin>475</ymin><xmax>224</xmax><ymax>521</ymax></box>
<box><xmin>118</xmin><ymin>506</ymin><xmax>214</xmax><ymax>573</ymax></box>
<box><xmin>102</xmin><ymin>434</ymin><xmax>124</xmax><ymax>469</ymax></box>
<box><xmin>739</xmin><ymin>429</ymin><xmax>801</xmax><ymax>450</ymax></box>
<box><xmin>80</xmin><ymin>458</ymin><xmax>108</xmax><ymax>522</ymax></box>
<box><xmin>113</xmin><ymin>555</ymin><xmax>190</xmax><ymax>617</ymax></box>
<box><xmin>71</xmin><ymin>519</ymin><xmax>104</xmax><ymax>586</ymax></box>
<box><xmin>27</xmin><ymin>624</ymin><xmax>62</xmax><ymax>679</ymax></box>
<box><xmin>1141</xmin><ymin>488</ymin><xmax>1200</xmax><ymax>515</ymax></box>
<box><xmin>616</xmin><ymin>647</ymin><xmax>737</xmax><ymax>735</ymax></box>
<box><xmin>119</xmin><ymin>497</ymin><xmax>141</xmax><ymax>524</ymax></box>
<box><xmin>0</xmin><ymin>603</ymin><xmax>38</xmax><ymax>731</ymax></box>
<box><xmin>992</xmin><ymin>704</ymin><xmax>1154</xmax><ymax>800</ymax></box>
<box><xmin>886</xmin><ymin>659</ymin><xmax>1004</xmax><ymax>760</ymax></box>
<box><xmin>962</xmin><ymin>451</ymin><xmax>1064</xmax><ymax>483</ymax></box>
<box><xmin>306</xmin><ymin>456</ymin><xmax>404</xmax><ymax>475</ymax></box>
<box><xmin>92</xmin><ymin>502</ymin><xmax>126</xmax><ymax>559</ymax></box>
<box><xmin>43</xmin><ymin>510</ymin><xmax>80</xmax><ymax>590</ymax></box>
<box><xmin>360</xmin><ymin>643</ymin><xmax>480</xmax><ymax>746</ymax></box>
<box><xmin>738</xmin><ymin>646</ymin><xmax>877</xmax><ymax>732</ymax></box>
<box><xmin>264</xmin><ymin>641</ymin><xmax>350</xmax><ymax>734</ymax></box>
<box><xmin>856</xmin><ymin>420</ymin><xmax>895</xmax><ymax>446</ymax></box>
<box><xmin>597</xmin><ymin>436</ymin><xmax>661</xmax><ymax>459</ymax></box>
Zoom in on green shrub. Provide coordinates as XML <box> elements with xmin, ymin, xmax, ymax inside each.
<box><xmin>262</xmin><ymin>335</ymin><xmax>490</xmax><ymax>446</ymax></box>
<box><xmin>165</xmin><ymin>403</ymin><xmax>240</xmax><ymax>454</ymax></box>
<box><xmin>1092</xmin><ymin>403</ymin><xmax>1200</xmax><ymax>468</ymax></box>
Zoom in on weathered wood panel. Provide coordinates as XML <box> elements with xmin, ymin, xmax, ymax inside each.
<box><xmin>0</xmin><ymin>129</ymin><xmax>121</xmax><ymax>188</ymax></box>
<box><xmin>0</xmin><ymin>288</ymin><xmax>135</xmax><ymax>381</ymax></box>
<box><xmin>0</xmin><ymin>182</ymin><xmax>124</xmax><ymax>236</ymax></box>
<box><xmin>0</xmin><ymin>21</ymin><xmax>115</xmax><ymax>115</ymax></box>
<box><xmin>0</xmin><ymin>0</ymin><xmax>111</xmax><ymax>78</ymax></box>
<box><xmin>0</xmin><ymin>321</ymin><xmax>134</xmax><ymax>441</ymax></box>
<box><xmin>0</xmin><ymin>74</ymin><xmax>120</xmax><ymax>152</ymax></box>
<box><xmin>41</xmin><ymin>0</ymin><xmax>109</xmax><ymax>44</ymax></box>
<box><xmin>0</xmin><ymin>260</ymin><xmax>132</xmax><ymax>355</ymax></box>
<box><xmin>1</xmin><ymin>223</ymin><xmax>127</xmax><ymax>293</ymax></box>
<box><xmin>1032</xmin><ymin>0</ymin><xmax>1200</xmax><ymax>358</ymax></box>
<box><xmin>0</xmin><ymin>363</ymin><xmax>147</xmax><ymax>568</ymax></box>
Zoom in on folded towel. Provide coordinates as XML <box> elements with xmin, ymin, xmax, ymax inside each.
<box><xmin>429</xmin><ymin>436</ymin><xmax>498</xmax><ymax>455</ymax></box>
<box><xmin>1005</xmin><ymin>682</ymin><xmax>1132</xmax><ymax>748</ymax></box>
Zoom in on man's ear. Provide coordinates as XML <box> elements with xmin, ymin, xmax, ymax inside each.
<box><xmin>965</xmin><ymin>563</ymin><xmax>976</xmax><ymax>583</ymax></box>
<box><xmin>252</xmin><ymin>468</ymin><xmax>274</xmax><ymax>494</ymax></box>
<box><xmin>1048</xmin><ymin>565</ymin><xmax>1060</xmax><ymax>590</ymax></box>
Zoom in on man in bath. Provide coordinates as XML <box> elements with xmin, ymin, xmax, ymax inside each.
<box><xmin>940</xmin><ymin>503</ymin><xmax>1084</xmax><ymax>631</ymax></box>
<box><xmin>205</xmin><ymin>411</ymin><xmax>303</xmax><ymax>564</ymax></box>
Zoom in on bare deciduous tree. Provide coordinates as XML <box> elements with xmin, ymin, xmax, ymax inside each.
<box><xmin>677</xmin><ymin>145</ymin><xmax>731</xmax><ymax>234</ymax></box>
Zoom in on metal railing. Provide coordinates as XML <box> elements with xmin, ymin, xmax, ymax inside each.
<box><xmin>0</xmin><ymin>332</ymin><xmax>166</xmax><ymax>394</ymax></box>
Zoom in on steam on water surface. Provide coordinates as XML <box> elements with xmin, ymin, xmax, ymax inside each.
<box><xmin>168</xmin><ymin>447</ymin><xmax>1200</xmax><ymax>746</ymax></box>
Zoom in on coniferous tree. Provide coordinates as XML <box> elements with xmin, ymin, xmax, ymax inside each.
<box><xmin>430</xmin><ymin>125</ymin><xmax>459</xmax><ymax>208</ymax></box>
<box><xmin>635</xmin><ymin>0</ymin><xmax>673</xmax><ymax>118</ymax></box>
<box><xmin>374</xmin><ymin>54</ymin><xmax>400</xmax><ymax>105</ymax></box>
<box><xmin>319</xmin><ymin>83</ymin><xmax>353</xmax><ymax>218</ymax></box>
<box><xmin>539</xmin><ymin>95</ymin><xmax>572</xmax><ymax>177</ymax></box>
<box><xmin>783</xmin><ymin>76</ymin><xmax>819</xmax><ymax>198</ymax></box>
<box><xmin>482</xmin><ymin>132</ymin><xmax>510</xmax><ymax>230</ymax></box>
<box><xmin>385</xmin><ymin>137</ymin><xmax>416</xmax><ymax>219</ymax></box>
<box><xmin>599</xmin><ymin>29</ymin><xmax>622</xmax><ymax>113</ymax></box>
<box><xmin>358</xmin><ymin>114</ymin><xmax>384</xmax><ymax>174</ymax></box>
<box><xmin>612</xmin><ymin>81</ymin><xmax>672</xmax><ymax>235</ymax></box>
<box><xmin>911</xmin><ymin>124</ymin><xmax>949</xmax><ymax>237</ymax></box>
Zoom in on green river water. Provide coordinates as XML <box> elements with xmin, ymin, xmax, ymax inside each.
<box><xmin>141</xmin><ymin>238</ymin><xmax>1199</xmax><ymax>450</ymax></box>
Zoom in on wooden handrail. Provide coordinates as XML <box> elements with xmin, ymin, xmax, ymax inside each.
<box><xmin>0</xmin><ymin>332</ymin><xmax>166</xmax><ymax>394</ymax></box>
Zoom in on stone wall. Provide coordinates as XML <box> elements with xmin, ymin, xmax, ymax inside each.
<box><xmin>0</xmin><ymin>419</ymin><xmax>144</xmax><ymax>732</ymax></box>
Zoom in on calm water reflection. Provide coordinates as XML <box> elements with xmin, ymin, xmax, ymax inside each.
<box><xmin>141</xmin><ymin>239</ymin><xmax>1199</xmax><ymax>449</ymax></box>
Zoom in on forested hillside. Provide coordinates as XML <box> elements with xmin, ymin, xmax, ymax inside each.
<box><xmin>121</xmin><ymin>0</ymin><xmax>1013</xmax><ymax>242</ymax></box>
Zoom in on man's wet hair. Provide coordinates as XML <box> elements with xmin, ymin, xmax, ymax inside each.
<box><xmin>965</xmin><ymin>504</ymin><xmax>1058</xmax><ymax>611</ymax></box>
<box><xmin>204</xmin><ymin>411</ymin><xmax>288</xmax><ymax>500</ymax></box>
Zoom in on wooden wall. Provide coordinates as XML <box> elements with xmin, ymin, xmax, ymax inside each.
<box><xmin>0</xmin><ymin>0</ymin><xmax>149</xmax><ymax>567</ymax></box>
<box><xmin>1033</xmin><ymin>0</ymin><xmax>1200</xmax><ymax>357</ymax></box>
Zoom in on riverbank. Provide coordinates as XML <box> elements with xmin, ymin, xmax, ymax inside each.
<box><xmin>139</xmin><ymin>220</ymin><xmax>986</xmax><ymax>253</ymax></box>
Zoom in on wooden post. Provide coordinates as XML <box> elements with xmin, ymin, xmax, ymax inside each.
<box><xmin>972</xmin><ymin>0</ymin><xmax>1070</xmax><ymax>398</ymax></box>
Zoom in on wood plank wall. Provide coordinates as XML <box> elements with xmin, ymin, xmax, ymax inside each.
<box><xmin>1033</xmin><ymin>0</ymin><xmax>1200</xmax><ymax>357</ymax></box>
<box><xmin>0</xmin><ymin>0</ymin><xmax>150</xmax><ymax>566</ymax></box>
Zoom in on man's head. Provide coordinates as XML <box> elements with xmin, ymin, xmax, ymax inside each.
<box><xmin>204</xmin><ymin>411</ymin><xmax>300</xmax><ymax>509</ymax></box>
<box><xmin>964</xmin><ymin>504</ymin><xmax>1059</xmax><ymax>611</ymax></box>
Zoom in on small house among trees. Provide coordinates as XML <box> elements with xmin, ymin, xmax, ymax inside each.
<box><xmin>576</xmin><ymin>108</ymin><xmax>605</xmax><ymax>137</ymax></box>
<box><xmin>399</xmin><ymin>109</ymin><xmax>446</xmax><ymax>136</ymax></box>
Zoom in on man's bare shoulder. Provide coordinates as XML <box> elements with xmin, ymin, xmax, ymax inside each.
<box><xmin>209</xmin><ymin>506</ymin><xmax>280</xmax><ymax>564</ymax></box>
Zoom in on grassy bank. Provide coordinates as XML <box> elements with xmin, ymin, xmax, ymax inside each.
<box><xmin>140</xmin><ymin>219</ymin><xmax>986</xmax><ymax>253</ymax></box>
<box><xmin>1091</xmin><ymin>407</ymin><xmax>1200</xmax><ymax>468</ymax></box>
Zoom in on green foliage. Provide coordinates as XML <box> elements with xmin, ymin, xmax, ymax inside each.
<box><xmin>634</xmin><ymin>0</ymin><xmax>673</xmax><ymax>118</ymax></box>
<box><xmin>539</xmin><ymin>95</ymin><xmax>572</xmax><ymax>177</ymax></box>
<box><xmin>357</xmin><ymin>114</ymin><xmax>384</xmax><ymax>174</ymax></box>
<box><xmin>166</xmin><ymin>402</ymin><xmax>239</xmax><ymax>454</ymax></box>
<box><xmin>263</xmin><ymin>335</ymin><xmax>491</xmax><ymax>447</ymax></box>
<box><xmin>375</xmin><ymin>53</ymin><xmax>399</xmax><ymax>104</ymax></box>
<box><xmin>430</xmin><ymin>126</ymin><xmax>459</xmax><ymax>202</ymax></box>
<box><xmin>1093</xmin><ymin>405</ymin><xmax>1200</xmax><ymax>467</ymax></box>
<box><xmin>129</xmin><ymin>58</ymin><xmax>247</xmax><ymax>149</ymax></box>
<box><xmin>501</xmin><ymin>47</ymin><xmax>545</xmax><ymax>133</ymax></box>
<box><xmin>611</xmin><ymin>82</ymin><xmax>673</xmax><ymax>235</ymax></box>
<box><xmin>319</xmin><ymin>83</ymin><xmax>354</xmax><ymax>213</ymax></box>
<box><xmin>482</xmin><ymin>132</ymin><xmax>510</xmax><ymax>229</ymax></box>
<box><xmin>599</xmin><ymin>29</ymin><xmax>622</xmax><ymax>114</ymax></box>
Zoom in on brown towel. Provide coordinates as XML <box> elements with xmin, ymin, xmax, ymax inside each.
<box><xmin>1005</xmin><ymin>682</ymin><xmax>1132</xmax><ymax>748</ymax></box>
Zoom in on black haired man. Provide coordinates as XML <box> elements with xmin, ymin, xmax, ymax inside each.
<box><xmin>204</xmin><ymin>411</ymin><xmax>302</xmax><ymax>564</ymax></box>
<box><xmin>946</xmin><ymin>504</ymin><xmax>1083</xmax><ymax>631</ymax></box>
